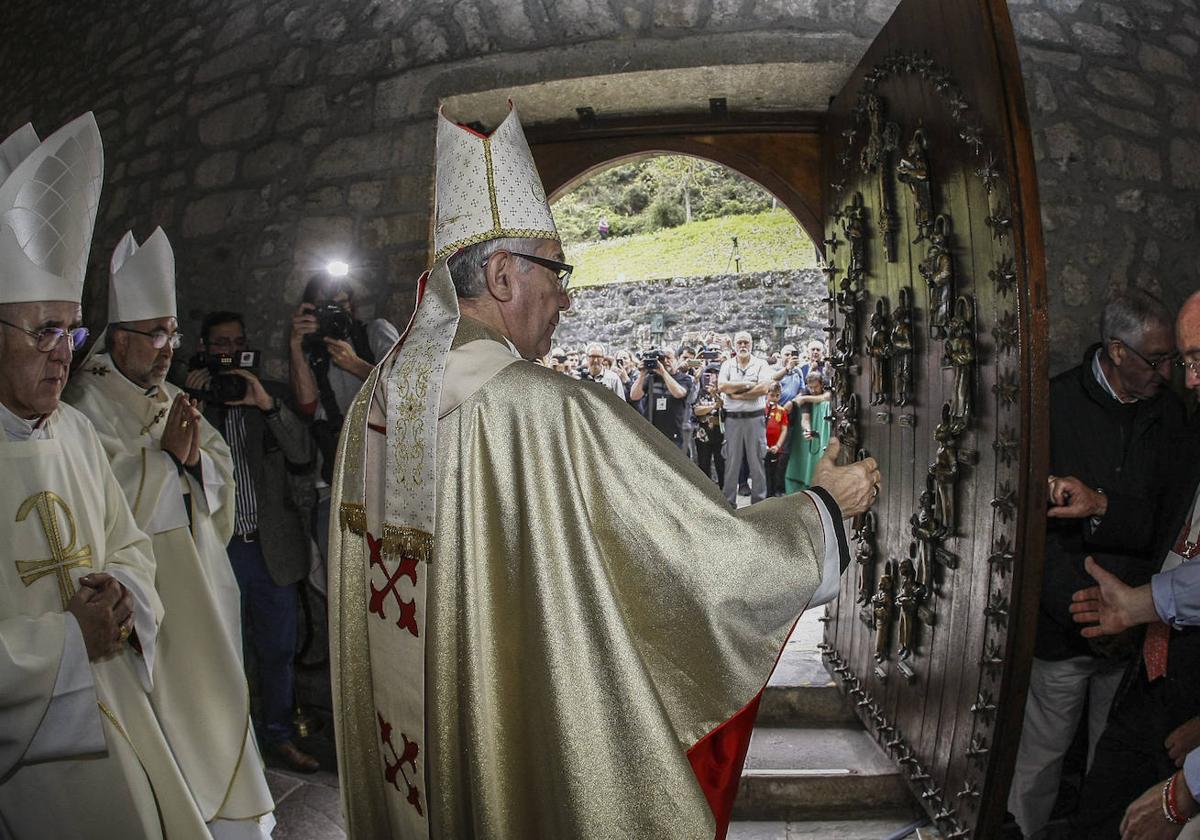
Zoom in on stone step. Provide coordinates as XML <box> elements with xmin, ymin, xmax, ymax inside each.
<box><xmin>732</xmin><ymin>726</ymin><xmax>915</xmax><ymax>821</ymax></box>
<box><xmin>728</xmin><ymin>816</ymin><xmax>926</xmax><ymax>840</ymax></box>
<box><xmin>758</xmin><ymin>649</ymin><xmax>858</xmax><ymax>727</ymax></box>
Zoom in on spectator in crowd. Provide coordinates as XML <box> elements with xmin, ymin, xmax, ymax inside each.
<box><xmin>288</xmin><ymin>274</ymin><xmax>398</xmax><ymax>579</ymax></box>
<box><xmin>800</xmin><ymin>339</ymin><xmax>831</xmax><ymax>391</ymax></box>
<box><xmin>677</xmin><ymin>345</ymin><xmax>702</xmax><ymax>460</ymax></box>
<box><xmin>785</xmin><ymin>370</ymin><xmax>833</xmax><ymax>493</ymax></box>
<box><xmin>581</xmin><ymin>342</ymin><xmax>624</xmax><ymax>397</ymax></box>
<box><xmin>1066</xmin><ymin>290</ymin><xmax>1200</xmax><ymax>840</ymax></box>
<box><xmin>630</xmin><ymin>347</ymin><xmax>694</xmax><ymax>449</ymax></box>
<box><xmin>718</xmin><ymin>331</ymin><xmax>774</xmax><ymax>504</ymax></box>
<box><xmin>764</xmin><ymin>382</ymin><xmax>790</xmax><ymax>497</ymax></box>
<box><xmin>775</xmin><ymin>343</ymin><xmax>806</xmax><ymax>490</ymax></box>
<box><xmin>195</xmin><ymin>311</ymin><xmax>320</xmax><ymax>774</ymax></box>
<box><xmin>598</xmin><ymin>216</ymin><xmax>610</xmax><ymax>239</ymax></box>
<box><xmin>693</xmin><ymin>356</ymin><xmax>725</xmax><ymax>483</ymax></box>
<box><xmin>1005</xmin><ymin>290</ymin><xmax>1184</xmax><ymax>839</ymax></box>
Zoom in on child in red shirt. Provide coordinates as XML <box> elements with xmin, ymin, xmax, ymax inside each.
<box><xmin>765</xmin><ymin>382</ymin><xmax>790</xmax><ymax>498</ymax></box>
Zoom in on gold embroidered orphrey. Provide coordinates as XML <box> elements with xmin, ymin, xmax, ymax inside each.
<box><xmin>390</xmin><ymin>336</ymin><xmax>437</xmax><ymax>490</ymax></box>
<box><xmin>15</xmin><ymin>491</ymin><xmax>95</xmax><ymax>609</ymax></box>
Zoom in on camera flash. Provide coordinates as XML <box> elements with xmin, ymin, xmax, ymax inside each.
<box><xmin>326</xmin><ymin>260</ymin><xmax>350</xmax><ymax>277</ymax></box>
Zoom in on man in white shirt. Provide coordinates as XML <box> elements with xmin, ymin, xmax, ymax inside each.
<box><xmin>717</xmin><ymin>331</ymin><xmax>774</xmax><ymax>505</ymax></box>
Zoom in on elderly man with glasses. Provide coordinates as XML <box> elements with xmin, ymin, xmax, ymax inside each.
<box><xmin>65</xmin><ymin>228</ymin><xmax>275</xmax><ymax>835</ymax></box>
<box><xmin>1007</xmin><ymin>289</ymin><xmax>1188</xmax><ymax>839</ymax></box>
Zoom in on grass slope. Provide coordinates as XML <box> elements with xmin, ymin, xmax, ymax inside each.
<box><xmin>562</xmin><ymin>208</ymin><xmax>818</xmax><ymax>289</ymax></box>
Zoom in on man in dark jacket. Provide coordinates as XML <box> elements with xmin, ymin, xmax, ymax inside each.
<box><xmin>1008</xmin><ymin>290</ymin><xmax>1185</xmax><ymax>839</ymax></box>
<box><xmin>186</xmin><ymin>310</ymin><xmax>319</xmax><ymax>773</ymax></box>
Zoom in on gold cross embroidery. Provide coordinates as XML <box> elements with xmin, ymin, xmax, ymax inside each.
<box><xmin>15</xmin><ymin>492</ymin><xmax>94</xmax><ymax>609</ymax></box>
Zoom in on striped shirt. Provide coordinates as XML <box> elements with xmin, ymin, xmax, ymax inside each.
<box><xmin>224</xmin><ymin>407</ymin><xmax>258</xmax><ymax>535</ymax></box>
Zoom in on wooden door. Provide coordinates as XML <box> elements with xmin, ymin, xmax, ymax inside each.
<box><xmin>818</xmin><ymin>0</ymin><xmax>1047</xmax><ymax>837</ymax></box>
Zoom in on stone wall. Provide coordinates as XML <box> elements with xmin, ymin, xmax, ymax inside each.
<box><xmin>0</xmin><ymin>0</ymin><xmax>1196</xmax><ymax>377</ymax></box>
<box><xmin>553</xmin><ymin>268</ymin><xmax>827</xmax><ymax>353</ymax></box>
<box><xmin>1012</xmin><ymin>0</ymin><xmax>1200</xmax><ymax>370</ymax></box>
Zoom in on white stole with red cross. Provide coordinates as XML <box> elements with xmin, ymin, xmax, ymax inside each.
<box><xmin>351</xmin><ymin>260</ymin><xmax>458</xmax><ymax>838</ymax></box>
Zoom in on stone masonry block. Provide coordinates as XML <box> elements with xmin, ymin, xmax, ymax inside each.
<box><xmin>310</xmin><ymin>134</ymin><xmax>399</xmax><ymax>180</ymax></box>
<box><xmin>1170</xmin><ymin>138</ymin><xmax>1200</xmax><ymax>190</ymax></box>
<box><xmin>279</xmin><ymin>87</ymin><xmax>329</xmax><ymax>131</ymax></box>
<box><xmin>195</xmin><ymin>151</ymin><xmax>240</xmax><ymax>188</ymax></box>
<box><xmin>199</xmin><ymin>92</ymin><xmax>272</xmax><ymax>145</ymax></box>
<box><xmin>1093</xmin><ymin>135</ymin><xmax>1162</xmax><ymax>182</ymax></box>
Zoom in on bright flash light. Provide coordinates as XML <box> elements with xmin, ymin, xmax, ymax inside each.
<box><xmin>326</xmin><ymin>260</ymin><xmax>350</xmax><ymax>277</ymax></box>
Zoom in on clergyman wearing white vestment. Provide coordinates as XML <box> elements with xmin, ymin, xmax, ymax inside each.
<box><xmin>0</xmin><ymin>114</ymin><xmax>216</xmax><ymax>838</ymax></box>
<box><xmin>65</xmin><ymin>226</ymin><xmax>275</xmax><ymax>838</ymax></box>
<box><xmin>327</xmin><ymin>104</ymin><xmax>881</xmax><ymax>840</ymax></box>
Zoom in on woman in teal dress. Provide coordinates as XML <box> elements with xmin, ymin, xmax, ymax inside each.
<box><xmin>785</xmin><ymin>371</ymin><xmax>832</xmax><ymax>494</ymax></box>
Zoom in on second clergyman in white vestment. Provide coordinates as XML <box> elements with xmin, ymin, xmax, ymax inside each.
<box><xmin>66</xmin><ymin>227</ymin><xmax>274</xmax><ymax>837</ymax></box>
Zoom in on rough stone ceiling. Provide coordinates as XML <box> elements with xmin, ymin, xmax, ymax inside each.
<box><xmin>441</xmin><ymin>61</ymin><xmax>854</xmax><ymax>125</ymax></box>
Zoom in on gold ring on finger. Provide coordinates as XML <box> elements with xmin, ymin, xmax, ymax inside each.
<box><xmin>118</xmin><ymin>623</ymin><xmax>132</xmax><ymax>642</ymax></box>
<box><xmin>180</xmin><ymin>420</ymin><xmax>190</xmax><ymax>430</ymax></box>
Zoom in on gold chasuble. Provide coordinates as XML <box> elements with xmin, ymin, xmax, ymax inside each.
<box><xmin>64</xmin><ymin>352</ymin><xmax>274</xmax><ymax>827</ymax></box>
<box><xmin>0</xmin><ymin>405</ymin><xmax>212</xmax><ymax>838</ymax></box>
<box><xmin>330</xmin><ymin>274</ymin><xmax>837</xmax><ymax>840</ymax></box>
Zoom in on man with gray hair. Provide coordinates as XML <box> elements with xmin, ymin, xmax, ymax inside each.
<box><xmin>581</xmin><ymin>341</ymin><xmax>623</xmax><ymax>397</ymax></box>
<box><xmin>1008</xmin><ymin>289</ymin><xmax>1186</xmax><ymax>838</ymax></box>
<box><xmin>717</xmin><ymin>330</ymin><xmax>774</xmax><ymax>504</ymax></box>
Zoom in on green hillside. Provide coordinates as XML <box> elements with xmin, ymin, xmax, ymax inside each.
<box><xmin>562</xmin><ymin>208</ymin><xmax>817</xmax><ymax>289</ymax></box>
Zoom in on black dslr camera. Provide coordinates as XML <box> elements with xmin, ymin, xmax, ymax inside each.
<box><xmin>701</xmin><ymin>345</ymin><xmax>721</xmax><ymax>361</ymax></box>
<box><xmin>301</xmin><ymin>304</ymin><xmax>356</xmax><ymax>355</ymax></box>
<box><xmin>641</xmin><ymin>349</ymin><xmax>663</xmax><ymax>371</ymax></box>
<box><xmin>187</xmin><ymin>350</ymin><xmax>261</xmax><ymax>403</ymax></box>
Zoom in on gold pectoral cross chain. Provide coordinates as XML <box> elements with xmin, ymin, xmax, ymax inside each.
<box><xmin>15</xmin><ymin>491</ymin><xmax>95</xmax><ymax>609</ymax></box>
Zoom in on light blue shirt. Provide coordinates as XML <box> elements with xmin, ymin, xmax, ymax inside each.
<box><xmin>1149</xmin><ymin>560</ymin><xmax>1200</xmax><ymax>797</ymax></box>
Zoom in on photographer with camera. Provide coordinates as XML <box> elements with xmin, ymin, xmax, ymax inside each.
<box><xmin>693</xmin><ymin>349</ymin><xmax>725</xmax><ymax>483</ymax></box>
<box><xmin>190</xmin><ymin>310</ymin><xmax>319</xmax><ymax>773</ymax></box>
<box><xmin>629</xmin><ymin>346</ymin><xmax>694</xmax><ymax>450</ymax></box>
<box><xmin>65</xmin><ymin>231</ymin><xmax>277</xmax><ymax>823</ymax></box>
<box><xmin>289</xmin><ymin>274</ymin><xmax>398</xmax><ymax>570</ymax></box>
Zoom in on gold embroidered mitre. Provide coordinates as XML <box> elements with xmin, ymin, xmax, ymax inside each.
<box><xmin>432</xmin><ymin>102</ymin><xmax>559</xmax><ymax>260</ymax></box>
<box><xmin>108</xmin><ymin>227</ymin><xmax>177</xmax><ymax>322</ymax></box>
<box><xmin>0</xmin><ymin>113</ymin><xmax>103</xmax><ymax>305</ymax></box>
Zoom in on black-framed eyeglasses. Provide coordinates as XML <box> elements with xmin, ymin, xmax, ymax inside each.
<box><xmin>116</xmin><ymin>325</ymin><xmax>183</xmax><ymax>350</ymax></box>
<box><xmin>483</xmin><ymin>251</ymin><xmax>573</xmax><ymax>290</ymax></box>
<box><xmin>1116</xmin><ymin>339</ymin><xmax>1177</xmax><ymax>374</ymax></box>
<box><xmin>0</xmin><ymin>318</ymin><xmax>89</xmax><ymax>353</ymax></box>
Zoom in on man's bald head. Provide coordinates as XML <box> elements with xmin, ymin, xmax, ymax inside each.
<box><xmin>1178</xmin><ymin>291</ymin><xmax>1200</xmax><ymax>352</ymax></box>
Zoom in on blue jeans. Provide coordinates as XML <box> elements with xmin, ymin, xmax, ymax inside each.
<box><xmin>228</xmin><ymin>538</ymin><xmax>298</xmax><ymax>747</ymax></box>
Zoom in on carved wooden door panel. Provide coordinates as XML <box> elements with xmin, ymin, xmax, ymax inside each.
<box><xmin>818</xmin><ymin>0</ymin><xmax>1048</xmax><ymax>837</ymax></box>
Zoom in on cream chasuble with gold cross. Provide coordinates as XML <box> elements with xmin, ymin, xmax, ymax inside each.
<box><xmin>0</xmin><ymin>404</ymin><xmax>213</xmax><ymax>838</ymax></box>
<box><xmin>65</xmin><ymin>352</ymin><xmax>274</xmax><ymax>828</ymax></box>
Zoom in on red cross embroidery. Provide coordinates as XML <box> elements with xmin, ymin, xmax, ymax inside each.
<box><xmin>378</xmin><ymin>711</ymin><xmax>423</xmax><ymax>817</ymax></box>
<box><xmin>367</xmin><ymin>532</ymin><xmax>419</xmax><ymax>638</ymax></box>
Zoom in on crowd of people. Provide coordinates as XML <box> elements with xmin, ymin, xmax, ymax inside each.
<box><xmin>543</xmin><ymin>333</ymin><xmax>834</xmax><ymax>504</ymax></box>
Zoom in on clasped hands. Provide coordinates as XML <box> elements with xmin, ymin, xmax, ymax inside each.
<box><xmin>67</xmin><ymin>572</ymin><xmax>134</xmax><ymax>662</ymax></box>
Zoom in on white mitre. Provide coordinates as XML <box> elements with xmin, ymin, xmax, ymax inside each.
<box><xmin>433</xmin><ymin>102</ymin><xmax>559</xmax><ymax>260</ymax></box>
<box><xmin>0</xmin><ymin>112</ymin><xmax>103</xmax><ymax>305</ymax></box>
<box><xmin>108</xmin><ymin>227</ymin><xmax>177</xmax><ymax>322</ymax></box>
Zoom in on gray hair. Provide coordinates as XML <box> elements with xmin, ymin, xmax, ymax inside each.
<box><xmin>1100</xmin><ymin>289</ymin><xmax>1172</xmax><ymax>346</ymax></box>
<box><xmin>585</xmin><ymin>342</ymin><xmax>605</xmax><ymax>356</ymax></box>
<box><xmin>447</xmin><ymin>236</ymin><xmax>546</xmax><ymax>299</ymax></box>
